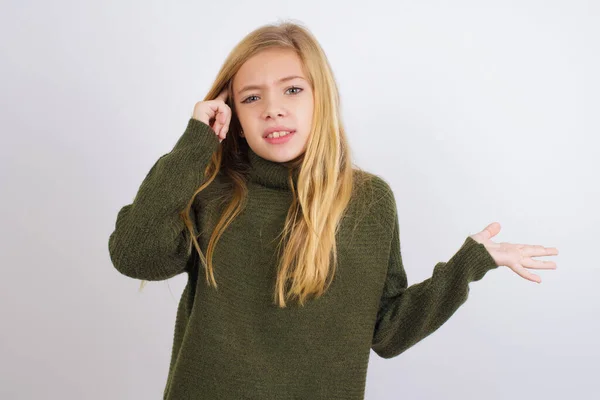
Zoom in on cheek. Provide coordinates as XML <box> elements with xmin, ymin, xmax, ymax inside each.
<box><xmin>302</xmin><ymin>100</ymin><xmax>315</xmax><ymax>124</ymax></box>
<box><xmin>235</xmin><ymin>109</ymin><xmax>251</xmax><ymax>127</ymax></box>
<box><xmin>239</xmin><ymin>106</ymin><xmax>259</xmax><ymax>121</ymax></box>
<box><xmin>236</xmin><ymin>111</ymin><xmax>257</xmax><ymax>136</ymax></box>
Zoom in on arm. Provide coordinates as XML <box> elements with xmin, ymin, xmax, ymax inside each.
<box><xmin>371</xmin><ymin>183</ymin><xmax>499</xmax><ymax>359</ymax></box>
<box><xmin>108</xmin><ymin>118</ymin><xmax>220</xmax><ymax>281</ymax></box>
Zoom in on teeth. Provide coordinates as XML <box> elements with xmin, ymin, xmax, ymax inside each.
<box><xmin>266</xmin><ymin>131</ymin><xmax>292</xmax><ymax>139</ymax></box>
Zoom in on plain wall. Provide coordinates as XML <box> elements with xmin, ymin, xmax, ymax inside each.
<box><xmin>1</xmin><ymin>0</ymin><xmax>598</xmax><ymax>399</ymax></box>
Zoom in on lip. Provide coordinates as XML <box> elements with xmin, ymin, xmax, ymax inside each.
<box><xmin>263</xmin><ymin>126</ymin><xmax>296</xmax><ymax>138</ymax></box>
<box><xmin>264</xmin><ymin>130</ymin><xmax>296</xmax><ymax>144</ymax></box>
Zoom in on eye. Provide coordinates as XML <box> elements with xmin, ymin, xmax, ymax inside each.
<box><xmin>241</xmin><ymin>86</ymin><xmax>304</xmax><ymax>104</ymax></box>
<box><xmin>241</xmin><ymin>95</ymin><xmax>259</xmax><ymax>104</ymax></box>
<box><xmin>286</xmin><ymin>86</ymin><xmax>303</xmax><ymax>95</ymax></box>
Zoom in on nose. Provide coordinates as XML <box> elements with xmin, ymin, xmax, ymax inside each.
<box><xmin>261</xmin><ymin>97</ymin><xmax>287</xmax><ymax>120</ymax></box>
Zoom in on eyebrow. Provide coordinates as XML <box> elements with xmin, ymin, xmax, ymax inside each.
<box><xmin>237</xmin><ymin>75</ymin><xmax>306</xmax><ymax>95</ymax></box>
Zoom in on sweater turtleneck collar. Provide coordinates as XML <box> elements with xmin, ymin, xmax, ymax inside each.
<box><xmin>247</xmin><ymin>146</ymin><xmax>300</xmax><ymax>191</ymax></box>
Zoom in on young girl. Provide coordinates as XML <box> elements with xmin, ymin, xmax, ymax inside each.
<box><xmin>108</xmin><ymin>21</ymin><xmax>559</xmax><ymax>400</ymax></box>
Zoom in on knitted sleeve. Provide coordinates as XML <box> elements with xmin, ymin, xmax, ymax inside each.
<box><xmin>108</xmin><ymin>118</ymin><xmax>220</xmax><ymax>281</ymax></box>
<box><xmin>370</xmin><ymin>178</ymin><xmax>499</xmax><ymax>359</ymax></box>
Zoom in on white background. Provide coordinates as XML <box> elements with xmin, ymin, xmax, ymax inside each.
<box><xmin>1</xmin><ymin>0</ymin><xmax>598</xmax><ymax>399</ymax></box>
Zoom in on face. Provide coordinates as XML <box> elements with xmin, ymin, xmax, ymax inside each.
<box><xmin>232</xmin><ymin>48</ymin><xmax>314</xmax><ymax>163</ymax></box>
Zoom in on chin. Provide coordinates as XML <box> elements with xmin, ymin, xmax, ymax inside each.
<box><xmin>263</xmin><ymin>147</ymin><xmax>304</xmax><ymax>163</ymax></box>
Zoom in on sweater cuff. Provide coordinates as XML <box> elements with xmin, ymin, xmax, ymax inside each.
<box><xmin>452</xmin><ymin>236</ymin><xmax>499</xmax><ymax>282</ymax></box>
<box><xmin>172</xmin><ymin>117</ymin><xmax>221</xmax><ymax>151</ymax></box>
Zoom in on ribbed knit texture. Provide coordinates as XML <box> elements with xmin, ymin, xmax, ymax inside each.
<box><xmin>108</xmin><ymin>117</ymin><xmax>500</xmax><ymax>399</ymax></box>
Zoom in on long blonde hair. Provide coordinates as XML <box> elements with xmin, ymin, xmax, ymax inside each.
<box><xmin>142</xmin><ymin>20</ymin><xmax>373</xmax><ymax>307</ymax></box>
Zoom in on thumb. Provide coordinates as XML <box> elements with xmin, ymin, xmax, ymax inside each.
<box><xmin>471</xmin><ymin>222</ymin><xmax>501</xmax><ymax>242</ymax></box>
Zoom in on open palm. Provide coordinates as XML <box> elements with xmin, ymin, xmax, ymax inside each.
<box><xmin>470</xmin><ymin>222</ymin><xmax>559</xmax><ymax>284</ymax></box>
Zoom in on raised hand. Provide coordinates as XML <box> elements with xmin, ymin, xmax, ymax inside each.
<box><xmin>469</xmin><ymin>222</ymin><xmax>559</xmax><ymax>284</ymax></box>
<box><xmin>192</xmin><ymin>89</ymin><xmax>231</xmax><ymax>142</ymax></box>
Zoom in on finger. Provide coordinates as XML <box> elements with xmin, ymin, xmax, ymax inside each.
<box><xmin>478</xmin><ymin>222</ymin><xmax>501</xmax><ymax>241</ymax></box>
<box><xmin>520</xmin><ymin>245</ymin><xmax>559</xmax><ymax>257</ymax></box>
<box><xmin>221</xmin><ymin>120</ymin><xmax>230</xmax><ymax>138</ymax></box>
<box><xmin>220</xmin><ymin>109</ymin><xmax>230</xmax><ymax>138</ymax></box>
<box><xmin>521</xmin><ymin>258</ymin><xmax>558</xmax><ymax>270</ymax></box>
<box><xmin>216</xmin><ymin>88</ymin><xmax>228</xmax><ymax>103</ymax></box>
<box><xmin>208</xmin><ymin>103</ymin><xmax>225</xmax><ymax>135</ymax></box>
<box><xmin>546</xmin><ymin>247</ymin><xmax>559</xmax><ymax>255</ymax></box>
<box><xmin>513</xmin><ymin>263</ymin><xmax>542</xmax><ymax>283</ymax></box>
<box><xmin>217</xmin><ymin>112</ymin><xmax>228</xmax><ymax>139</ymax></box>
<box><xmin>213</xmin><ymin>120</ymin><xmax>222</xmax><ymax>136</ymax></box>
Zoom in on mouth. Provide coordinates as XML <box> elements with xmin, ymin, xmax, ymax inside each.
<box><xmin>263</xmin><ymin>129</ymin><xmax>296</xmax><ymax>139</ymax></box>
<box><xmin>263</xmin><ymin>130</ymin><xmax>296</xmax><ymax>144</ymax></box>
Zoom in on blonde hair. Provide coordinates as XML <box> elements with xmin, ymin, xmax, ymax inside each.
<box><xmin>141</xmin><ymin>20</ymin><xmax>374</xmax><ymax>307</ymax></box>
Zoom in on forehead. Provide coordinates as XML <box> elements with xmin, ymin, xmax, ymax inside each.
<box><xmin>233</xmin><ymin>48</ymin><xmax>306</xmax><ymax>90</ymax></box>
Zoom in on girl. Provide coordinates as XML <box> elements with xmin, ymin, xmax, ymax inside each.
<box><xmin>108</xmin><ymin>21</ymin><xmax>559</xmax><ymax>400</ymax></box>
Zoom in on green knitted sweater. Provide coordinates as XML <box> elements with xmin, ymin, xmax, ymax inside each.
<box><xmin>108</xmin><ymin>117</ymin><xmax>499</xmax><ymax>399</ymax></box>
